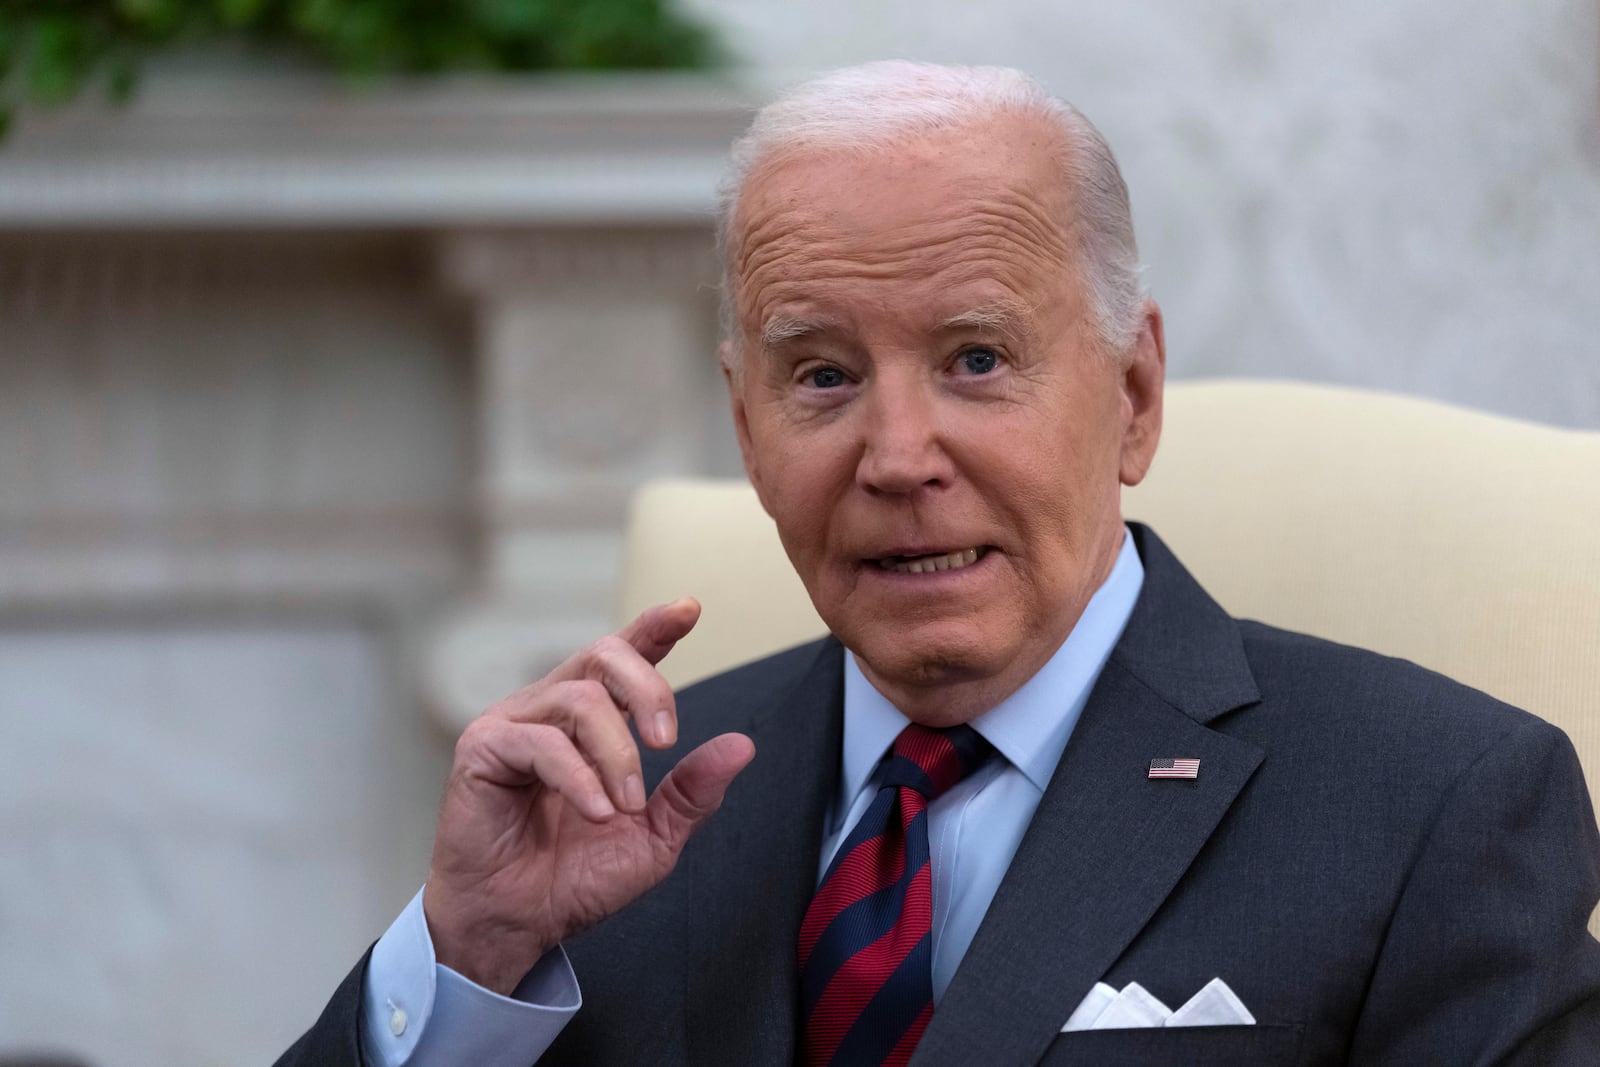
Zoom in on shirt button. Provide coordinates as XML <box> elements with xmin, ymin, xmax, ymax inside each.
<box><xmin>389</xmin><ymin>1007</ymin><xmax>408</xmax><ymax>1037</ymax></box>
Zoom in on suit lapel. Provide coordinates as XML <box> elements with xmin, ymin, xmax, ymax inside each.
<box><xmin>913</xmin><ymin>526</ymin><xmax>1266</xmax><ymax>1067</ymax></box>
<box><xmin>682</xmin><ymin>639</ymin><xmax>844</xmax><ymax>1066</ymax></box>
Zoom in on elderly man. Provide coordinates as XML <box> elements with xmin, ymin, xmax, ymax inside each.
<box><xmin>279</xmin><ymin>62</ymin><xmax>1600</xmax><ymax>1066</ymax></box>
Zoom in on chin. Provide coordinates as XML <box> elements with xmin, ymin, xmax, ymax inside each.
<box><xmin>850</xmin><ymin>625</ymin><xmax>1003</xmax><ymax>691</ymax></box>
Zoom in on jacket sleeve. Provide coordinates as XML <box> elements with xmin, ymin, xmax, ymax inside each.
<box><xmin>273</xmin><ymin>947</ymin><xmax>372</xmax><ymax>1067</ymax></box>
<box><xmin>1349</xmin><ymin>717</ymin><xmax>1600</xmax><ymax>1064</ymax></box>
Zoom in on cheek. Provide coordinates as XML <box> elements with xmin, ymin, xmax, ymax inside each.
<box><xmin>748</xmin><ymin>423</ymin><xmax>847</xmax><ymax>561</ymax></box>
<box><xmin>983</xmin><ymin>420</ymin><xmax>1115</xmax><ymax>551</ymax></box>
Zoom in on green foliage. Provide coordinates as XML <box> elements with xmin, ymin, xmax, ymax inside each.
<box><xmin>0</xmin><ymin>0</ymin><xmax>721</xmax><ymax>136</ymax></box>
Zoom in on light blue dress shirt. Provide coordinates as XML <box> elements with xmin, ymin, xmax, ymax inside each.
<box><xmin>361</xmin><ymin>529</ymin><xmax>1144</xmax><ymax>1066</ymax></box>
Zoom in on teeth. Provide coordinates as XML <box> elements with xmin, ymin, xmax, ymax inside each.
<box><xmin>879</xmin><ymin>547</ymin><xmax>982</xmax><ymax>574</ymax></box>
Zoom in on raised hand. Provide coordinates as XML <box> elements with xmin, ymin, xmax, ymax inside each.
<box><xmin>421</xmin><ymin>597</ymin><xmax>755</xmax><ymax>995</ymax></box>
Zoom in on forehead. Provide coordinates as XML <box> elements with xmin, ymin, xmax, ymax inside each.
<box><xmin>731</xmin><ymin>114</ymin><xmax>1079</xmax><ymax>333</ymax></box>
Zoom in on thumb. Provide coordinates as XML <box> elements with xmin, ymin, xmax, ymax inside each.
<box><xmin>646</xmin><ymin>732</ymin><xmax>756</xmax><ymax>854</ymax></box>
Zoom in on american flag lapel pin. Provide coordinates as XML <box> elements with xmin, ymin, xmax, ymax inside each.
<box><xmin>1149</xmin><ymin>758</ymin><xmax>1200</xmax><ymax>780</ymax></box>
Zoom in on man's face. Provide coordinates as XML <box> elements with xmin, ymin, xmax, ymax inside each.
<box><xmin>726</xmin><ymin>114</ymin><xmax>1164</xmax><ymax>724</ymax></box>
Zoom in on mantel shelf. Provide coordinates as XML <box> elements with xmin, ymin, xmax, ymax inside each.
<box><xmin>0</xmin><ymin>73</ymin><xmax>759</xmax><ymax>227</ymax></box>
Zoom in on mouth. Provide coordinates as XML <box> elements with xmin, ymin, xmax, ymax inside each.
<box><xmin>874</xmin><ymin>546</ymin><xmax>990</xmax><ymax>575</ymax></box>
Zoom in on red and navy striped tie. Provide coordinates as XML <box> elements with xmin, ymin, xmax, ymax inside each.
<box><xmin>799</xmin><ymin>723</ymin><xmax>993</xmax><ymax>1066</ymax></box>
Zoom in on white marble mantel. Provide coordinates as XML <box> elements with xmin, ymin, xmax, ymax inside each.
<box><xmin>0</xmin><ymin>72</ymin><xmax>756</xmax><ymax>226</ymax></box>
<box><xmin>1</xmin><ymin>73</ymin><xmax>758</xmax><ymax>733</ymax></box>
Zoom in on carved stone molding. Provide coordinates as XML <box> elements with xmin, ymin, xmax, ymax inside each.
<box><xmin>0</xmin><ymin>74</ymin><xmax>745</xmax><ymax>732</ymax></box>
<box><xmin>0</xmin><ymin>231</ymin><xmax>433</xmax><ymax>315</ymax></box>
<box><xmin>424</xmin><ymin>226</ymin><xmax>727</xmax><ymax>730</ymax></box>
<box><xmin>0</xmin><ymin>73</ymin><xmax>755</xmax><ymax>227</ymax></box>
<box><xmin>0</xmin><ymin>229</ymin><xmax>473</xmax><ymax>615</ymax></box>
<box><xmin>437</xmin><ymin>226</ymin><xmax>720</xmax><ymax>297</ymax></box>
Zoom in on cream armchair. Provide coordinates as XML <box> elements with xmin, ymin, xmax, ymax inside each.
<box><xmin>617</xmin><ymin>379</ymin><xmax>1600</xmax><ymax>932</ymax></box>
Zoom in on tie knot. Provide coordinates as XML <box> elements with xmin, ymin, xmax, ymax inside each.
<box><xmin>883</xmin><ymin>723</ymin><xmax>992</xmax><ymax>801</ymax></box>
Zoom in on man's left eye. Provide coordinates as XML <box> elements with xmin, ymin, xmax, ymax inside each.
<box><xmin>958</xmin><ymin>347</ymin><xmax>1001</xmax><ymax>375</ymax></box>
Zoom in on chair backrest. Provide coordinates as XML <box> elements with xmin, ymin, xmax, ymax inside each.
<box><xmin>618</xmin><ymin>380</ymin><xmax>1600</xmax><ymax>931</ymax></box>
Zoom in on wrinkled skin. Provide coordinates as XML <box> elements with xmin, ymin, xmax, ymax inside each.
<box><xmin>727</xmin><ymin>113</ymin><xmax>1165</xmax><ymax>725</ymax></box>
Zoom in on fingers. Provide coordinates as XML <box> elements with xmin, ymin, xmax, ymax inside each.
<box><xmin>606</xmin><ymin>597</ymin><xmax>698</xmax><ymax>747</ymax></box>
<box><xmin>616</xmin><ymin>596</ymin><xmax>701</xmax><ymax>668</ymax></box>
<box><xmin>583</xmin><ymin>635</ymin><xmax>678</xmax><ymax>749</ymax></box>
<box><xmin>647</xmin><ymin>733</ymin><xmax>756</xmax><ymax>854</ymax></box>
<box><xmin>488</xmin><ymin>678</ymin><xmax>645</xmax><ymax>814</ymax></box>
<box><xmin>456</xmin><ymin>716</ymin><xmax>617</xmax><ymax>822</ymax></box>
<box><xmin>467</xmin><ymin>599</ymin><xmax>702</xmax><ymax>819</ymax></box>
<box><xmin>531</xmin><ymin>598</ymin><xmax>699</xmax><ymax>749</ymax></box>
<box><xmin>558</xmin><ymin>679</ymin><xmax>648</xmax><ymax>814</ymax></box>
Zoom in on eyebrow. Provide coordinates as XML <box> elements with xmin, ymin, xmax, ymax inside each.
<box><xmin>759</xmin><ymin>315</ymin><xmax>838</xmax><ymax>350</ymax></box>
<box><xmin>935</xmin><ymin>301</ymin><xmax>1038</xmax><ymax>343</ymax></box>
<box><xmin>757</xmin><ymin>300</ymin><xmax>1038</xmax><ymax>351</ymax></box>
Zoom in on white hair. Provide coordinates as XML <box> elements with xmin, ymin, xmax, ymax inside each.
<box><xmin>717</xmin><ymin>61</ymin><xmax>1147</xmax><ymax>370</ymax></box>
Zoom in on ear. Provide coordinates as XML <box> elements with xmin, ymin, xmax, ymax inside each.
<box><xmin>720</xmin><ymin>341</ymin><xmax>775</xmax><ymax>517</ymax></box>
<box><xmin>1118</xmin><ymin>299</ymin><xmax>1166</xmax><ymax>487</ymax></box>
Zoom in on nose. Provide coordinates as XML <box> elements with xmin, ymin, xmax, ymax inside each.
<box><xmin>854</xmin><ymin>370</ymin><xmax>955</xmax><ymax>496</ymax></box>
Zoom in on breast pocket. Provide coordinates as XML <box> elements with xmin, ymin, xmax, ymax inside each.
<box><xmin>1036</xmin><ymin>1023</ymin><xmax>1305</xmax><ymax>1066</ymax></box>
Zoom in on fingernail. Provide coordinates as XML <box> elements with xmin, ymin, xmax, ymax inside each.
<box><xmin>655</xmin><ymin>711</ymin><xmax>675</xmax><ymax>745</ymax></box>
<box><xmin>591</xmin><ymin>792</ymin><xmax>615</xmax><ymax>819</ymax></box>
<box><xmin>624</xmin><ymin>773</ymin><xmax>646</xmax><ymax>811</ymax></box>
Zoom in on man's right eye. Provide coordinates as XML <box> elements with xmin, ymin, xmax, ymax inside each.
<box><xmin>809</xmin><ymin>367</ymin><xmax>846</xmax><ymax>388</ymax></box>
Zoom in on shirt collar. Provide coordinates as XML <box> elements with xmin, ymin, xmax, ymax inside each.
<box><xmin>840</xmin><ymin>527</ymin><xmax>1145</xmax><ymax>801</ymax></box>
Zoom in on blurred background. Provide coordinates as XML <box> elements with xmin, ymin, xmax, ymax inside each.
<box><xmin>0</xmin><ymin>1</ymin><xmax>1596</xmax><ymax>1064</ymax></box>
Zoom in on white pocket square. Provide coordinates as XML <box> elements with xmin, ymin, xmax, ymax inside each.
<box><xmin>1061</xmin><ymin>977</ymin><xmax>1255</xmax><ymax>1031</ymax></box>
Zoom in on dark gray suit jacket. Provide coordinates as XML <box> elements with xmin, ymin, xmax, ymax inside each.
<box><xmin>279</xmin><ymin>525</ymin><xmax>1600</xmax><ymax>1065</ymax></box>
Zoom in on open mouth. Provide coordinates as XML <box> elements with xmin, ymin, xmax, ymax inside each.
<box><xmin>876</xmin><ymin>547</ymin><xmax>989</xmax><ymax>574</ymax></box>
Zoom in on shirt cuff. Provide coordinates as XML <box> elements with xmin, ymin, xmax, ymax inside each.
<box><xmin>362</xmin><ymin>888</ymin><xmax>582</xmax><ymax>1067</ymax></box>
